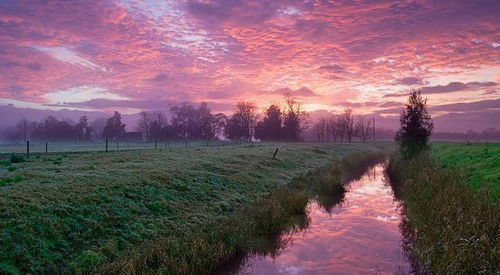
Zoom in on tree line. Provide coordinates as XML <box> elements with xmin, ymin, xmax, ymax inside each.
<box><xmin>2</xmin><ymin>93</ymin><xmax>384</xmax><ymax>144</ymax></box>
<box><xmin>311</xmin><ymin>109</ymin><xmax>374</xmax><ymax>143</ymax></box>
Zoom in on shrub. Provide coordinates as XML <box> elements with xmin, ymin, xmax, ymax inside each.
<box><xmin>9</xmin><ymin>153</ymin><xmax>25</xmax><ymax>164</ymax></box>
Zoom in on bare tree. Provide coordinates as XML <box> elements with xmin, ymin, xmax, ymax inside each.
<box><xmin>313</xmin><ymin>117</ymin><xmax>328</xmax><ymax>142</ymax></box>
<box><xmin>340</xmin><ymin>108</ymin><xmax>354</xmax><ymax>142</ymax></box>
<box><xmin>336</xmin><ymin>116</ymin><xmax>347</xmax><ymax>142</ymax></box>
<box><xmin>16</xmin><ymin>118</ymin><xmax>30</xmax><ymax>141</ymax></box>
<box><xmin>137</xmin><ymin>111</ymin><xmax>154</xmax><ymax>141</ymax></box>
<box><xmin>137</xmin><ymin>111</ymin><xmax>167</xmax><ymax>141</ymax></box>
<box><xmin>282</xmin><ymin>93</ymin><xmax>309</xmax><ymax>141</ymax></box>
<box><xmin>326</xmin><ymin>116</ymin><xmax>337</xmax><ymax>142</ymax></box>
<box><xmin>355</xmin><ymin>116</ymin><xmax>372</xmax><ymax>143</ymax></box>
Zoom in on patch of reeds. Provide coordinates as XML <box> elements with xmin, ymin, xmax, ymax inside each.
<box><xmin>387</xmin><ymin>153</ymin><xmax>500</xmax><ymax>274</ymax></box>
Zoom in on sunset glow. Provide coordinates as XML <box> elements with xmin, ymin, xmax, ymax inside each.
<box><xmin>1</xmin><ymin>0</ymin><xmax>499</xmax><ymax>131</ymax></box>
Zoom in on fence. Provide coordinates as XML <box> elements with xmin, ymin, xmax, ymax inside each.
<box><xmin>0</xmin><ymin>139</ymin><xmax>244</xmax><ymax>156</ymax></box>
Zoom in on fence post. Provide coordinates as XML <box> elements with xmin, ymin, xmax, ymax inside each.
<box><xmin>105</xmin><ymin>139</ymin><xmax>108</xmax><ymax>152</ymax></box>
<box><xmin>155</xmin><ymin>139</ymin><xmax>157</xmax><ymax>150</ymax></box>
<box><xmin>45</xmin><ymin>142</ymin><xmax>48</xmax><ymax>154</ymax></box>
<box><xmin>185</xmin><ymin>139</ymin><xmax>188</xmax><ymax>148</ymax></box>
<box><xmin>272</xmin><ymin>148</ymin><xmax>279</xmax><ymax>159</ymax></box>
<box><xmin>116</xmin><ymin>141</ymin><xmax>119</xmax><ymax>151</ymax></box>
<box><xmin>26</xmin><ymin>140</ymin><xmax>30</xmax><ymax>158</ymax></box>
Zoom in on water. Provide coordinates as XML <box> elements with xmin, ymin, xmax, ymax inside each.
<box><xmin>216</xmin><ymin>162</ymin><xmax>412</xmax><ymax>275</ymax></box>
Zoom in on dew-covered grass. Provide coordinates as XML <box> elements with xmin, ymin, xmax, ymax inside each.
<box><xmin>0</xmin><ymin>142</ymin><xmax>381</xmax><ymax>274</ymax></box>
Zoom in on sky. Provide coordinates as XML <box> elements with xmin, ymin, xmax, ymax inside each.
<box><xmin>0</xmin><ymin>0</ymin><xmax>499</xmax><ymax>131</ymax></box>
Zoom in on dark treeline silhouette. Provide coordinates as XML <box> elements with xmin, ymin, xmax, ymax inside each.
<box><xmin>3</xmin><ymin>92</ymin><xmax>499</xmax><ymax>143</ymax></box>
<box><xmin>2</xmin><ymin>116</ymin><xmax>93</xmax><ymax>142</ymax></box>
<box><xmin>137</xmin><ymin>102</ymin><xmax>227</xmax><ymax>142</ymax></box>
<box><xmin>254</xmin><ymin>94</ymin><xmax>309</xmax><ymax>142</ymax></box>
<box><xmin>1</xmin><ymin>94</ymin><xmax>309</xmax><ymax>143</ymax></box>
<box><xmin>310</xmin><ymin>108</ymin><xmax>373</xmax><ymax>143</ymax></box>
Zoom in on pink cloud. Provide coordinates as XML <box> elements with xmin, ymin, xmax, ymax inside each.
<box><xmin>0</xmin><ymin>0</ymin><xmax>499</xmax><ymax>130</ymax></box>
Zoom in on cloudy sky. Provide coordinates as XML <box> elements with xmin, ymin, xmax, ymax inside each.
<box><xmin>0</xmin><ymin>0</ymin><xmax>499</xmax><ymax>131</ymax></box>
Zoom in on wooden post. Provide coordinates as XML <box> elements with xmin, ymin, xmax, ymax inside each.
<box><xmin>45</xmin><ymin>142</ymin><xmax>48</xmax><ymax>154</ymax></box>
<box><xmin>155</xmin><ymin>139</ymin><xmax>157</xmax><ymax>150</ymax></box>
<box><xmin>105</xmin><ymin>139</ymin><xmax>108</xmax><ymax>152</ymax></box>
<box><xmin>372</xmin><ymin>117</ymin><xmax>376</xmax><ymax>141</ymax></box>
<box><xmin>185</xmin><ymin>139</ymin><xmax>188</xmax><ymax>148</ymax></box>
<box><xmin>26</xmin><ymin>140</ymin><xmax>30</xmax><ymax>158</ymax></box>
<box><xmin>272</xmin><ymin>148</ymin><xmax>279</xmax><ymax>159</ymax></box>
<box><xmin>116</xmin><ymin>141</ymin><xmax>119</xmax><ymax>151</ymax></box>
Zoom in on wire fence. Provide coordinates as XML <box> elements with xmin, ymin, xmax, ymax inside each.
<box><xmin>0</xmin><ymin>139</ymin><xmax>245</xmax><ymax>156</ymax></box>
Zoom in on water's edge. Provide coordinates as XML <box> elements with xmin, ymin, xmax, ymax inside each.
<box><xmin>214</xmin><ymin>159</ymin><xmax>415</xmax><ymax>274</ymax></box>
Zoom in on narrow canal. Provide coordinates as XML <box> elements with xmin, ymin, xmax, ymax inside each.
<box><xmin>216</xmin><ymin>162</ymin><xmax>412</xmax><ymax>274</ymax></box>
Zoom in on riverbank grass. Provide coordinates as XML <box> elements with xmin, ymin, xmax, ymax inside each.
<box><xmin>387</xmin><ymin>147</ymin><xmax>500</xmax><ymax>274</ymax></box>
<box><xmin>0</xmin><ymin>142</ymin><xmax>382</xmax><ymax>274</ymax></box>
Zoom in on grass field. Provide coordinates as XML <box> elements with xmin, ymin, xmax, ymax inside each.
<box><xmin>431</xmin><ymin>142</ymin><xmax>500</xmax><ymax>198</ymax></box>
<box><xmin>0</xmin><ymin>140</ymin><xmax>238</xmax><ymax>155</ymax></box>
<box><xmin>0</xmin><ymin>142</ymin><xmax>382</xmax><ymax>274</ymax></box>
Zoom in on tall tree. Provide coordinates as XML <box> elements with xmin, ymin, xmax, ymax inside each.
<box><xmin>170</xmin><ymin>103</ymin><xmax>198</xmax><ymax>139</ymax></box>
<box><xmin>102</xmin><ymin>111</ymin><xmax>126</xmax><ymax>140</ymax></box>
<box><xmin>137</xmin><ymin>111</ymin><xmax>166</xmax><ymax>141</ymax></box>
<box><xmin>225</xmin><ymin>102</ymin><xmax>257</xmax><ymax>141</ymax></box>
<box><xmin>255</xmin><ymin>104</ymin><xmax>282</xmax><ymax>141</ymax></box>
<box><xmin>212</xmin><ymin>113</ymin><xmax>227</xmax><ymax>140</ymax></box>
<box><xmin>198</xmin><ymin>102</ymin><xmax>215</xmax><ymax>141</ymax></box>
<box><xmin>355</xmin><ymin>116</ymin><xmax>372</xmax><ymax>143</ymax></box>
<box><xmin>395</xmin><ymin>89</ymin><xmax>433</xmax><ymax>158</ymax></box>
<box><xmin>340</xmin><ymin>108</ymin><xmax>354</xmax><ymax>142</ymax></box>
<box><xmin>74</xmin><ymin>116</ymin><xmax>93</xmax><ymax>141</ymax></box>
<box><xmin>282</xmin><ymin>93</ymin><xmax>308</xmax><ymax>141</ymax></box>
<box><xmin>16</xmin><ymin>118</ymin><xmax>30</xmax><ymax>142</ymax></box>
<box><xmin>313</xmin><ymin>117</ymin><xmax>328</xmax><ymax>142</ymax></box>
<box><xmin>326</xmin><ymin>116</ymin><xmax>338</xmax><ymax>142</ymax></box>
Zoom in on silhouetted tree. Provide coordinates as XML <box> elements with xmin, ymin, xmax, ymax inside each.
<box><xmin>339</xmin><ymin>108</ymin><xmax>354</xmax><ymax>142</ymax></box>
<box><xmin>211</xmin><ymin>113</ymin><xmax>227</xmax><ymax>140</ymax></box>
<box><xmin>90</xmin><ymin>118</ymin><xmax>106</xmax><ymax>140</ymax></box>
<box><xmin>170</xmin><ymin>103</ymin><xmax>199</xmax><ymax>139</ymax></box>
<box><xmin>313</xmin><ymin>117</ymin><xmax>328</xmax><ymax>142</ymax></box>
<box><xmin>137</xmin><ymin>111</ymin><xmax>166</xmax><ymax>141</ymax></box>
<box><xmin>74</xmin><ymin>116</ymin><xmax>93</xmax><ymax>141</ymax></box>
<box><xmin>395</xmin><ymin>89</ymin><xmax>433</xmax><ymax>159</ymax></box>
<box><xmin>282</xmin><ymin>94</ymin><xmax>308</xmax><ymax>141</ymax></box>
<box><xmin>255</xmin><ymin>104</ymin><xmax>282</xmax><ymax>141</ymax></box>
<box><xmin>198</xmin><ymin>102</ymin><xmax>215</xmax><ymax>141</ymax></box>
<box><xmin>225</xmin><ymin>102</ymin><xmax>257</xmax><ymax>141</ymax></box>
<box><xmin>355</xmin><ymin>116</ymin><xmax>372</xmax><ymax>143</ymax></box>
<box><xmin>102</xmin><ymin>111</ymin><xmax>126</xmax><ymax>140</ymax></box>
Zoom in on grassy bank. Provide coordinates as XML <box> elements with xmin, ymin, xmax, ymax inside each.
<box><xmin>0</xmin><ymin>143</ymin><xmax>382</xmax><ymax>274</ymax></box>
<box><xmin>387</xmin><ymin>149</ymin><xmax>500</xmax><ymax>274</ymax></box>
<box><xmin>431</xmin><ymin>142</ymin><xmax>500</xmax><ymax>198</ymax></box>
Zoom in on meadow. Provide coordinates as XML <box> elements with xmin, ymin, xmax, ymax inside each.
<box><xmin>0</xmin><ymin>140</ymin><xmax>239</xmax><ymax>155</ymax></box>
<box><xmin>0</xmin><ymin>142</ymin><xmax>383</xmax><ymax>274</ymax></box>
<box><xmin>431</xmin><ymin>142</ymin><xmax>500</xmax><ymax>198</ymax></box>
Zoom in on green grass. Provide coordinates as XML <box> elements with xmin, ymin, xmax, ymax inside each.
<box><xmin>387</xmin><ymin>151</ymin><xmax>499</xmax><ymax>274</ymax></box>
<box><xmin>0</xmin><ymin>142</ymin><xmax>382</xmax><ymax>274</ymax></box>
<box><xmin>431</xmin><ymin>142</ymin><xmax>500</xmax><ymax>198</ymax></box>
